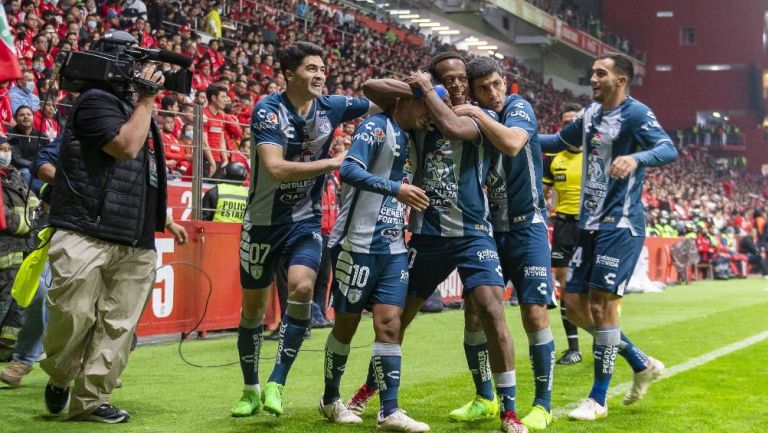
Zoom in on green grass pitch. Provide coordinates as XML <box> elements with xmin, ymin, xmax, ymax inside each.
<box><xmin>1</xmin><ymin>278</ymin><xmax>767</xmax><ymax>432</ymax></box>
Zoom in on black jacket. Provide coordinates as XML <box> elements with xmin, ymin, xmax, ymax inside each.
<box><xmin>49</xmin><ymin>88</ymin><xmax>167</xmax><ymax>247</ymax></box>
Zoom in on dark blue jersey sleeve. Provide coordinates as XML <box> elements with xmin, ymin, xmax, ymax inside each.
<box><xmin>251</xmin><ymin>101</ymin><xmax>282</xmax><ymax>146</ymax></box>
<box><xmin>327</xmin><ymin>95</ymin><xmax>371</xmax><ymax>124</ymax></box>
<box><xmin>341</xmin><ymin>117</ymin><xmax>400</xmax><ymax>196</ymax></box>
<box><xmin>631</xmin><ymin>108</ymin><xmax>678</xmax><ymax>167</ymax></box>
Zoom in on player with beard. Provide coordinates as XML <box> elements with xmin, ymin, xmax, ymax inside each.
<box><xmin>539</xmin><ymin>53</ymin><xmax>676</xmax><ymax>421</ymax></box>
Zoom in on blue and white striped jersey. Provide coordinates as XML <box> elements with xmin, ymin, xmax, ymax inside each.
<box><xmin>329</xmin><ymin>113</ymin><xmax>415</xmax><ymax>254</ymax></box>
<box><xmin>557</xmin><ymin>97</ymin><xmax>677</xmax><ymax>236</ymax></box>
<box><xmin>487</xmin><ymin>94</ymin><xmax>547</xmax><ymax>232</ymax></box>
<box><xmin>247</xmin><ymin>93</ymin><xmax>370</xmax><ymax>226</ymax></box>
<box><xmin>408</xmin><ymin>113</ymin><xmax>495</xmax><ymax>238</ymax></box>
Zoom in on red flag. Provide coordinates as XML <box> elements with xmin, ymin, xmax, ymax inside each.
<box><xmin>0</xmin><ymin>8</ymin><xmax>23</xmax><ymax>83</ymax></box>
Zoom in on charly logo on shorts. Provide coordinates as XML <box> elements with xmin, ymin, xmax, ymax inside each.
<box><xmin>348</xmin><ymin>288</ymin><xmax>362</xmax><ymax>304</ymax></box>
<box><xmin>476</xmin><ymin>249</ymin><xmax>499</xmax><ymax>262</ymax></box>
<box><xmin>380</xmin><ymin>228</ymin><xmax>401</xmax><ymax>243</ymax></box>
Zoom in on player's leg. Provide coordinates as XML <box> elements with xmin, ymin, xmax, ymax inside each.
<box><xmin>555</xmin><ymin>267</ymin><xmax>581</xmax><ymax>364</ymax></box>
<box><xmin>349</xmin><ymin>236</ymin><xmax>452</xmax><ymax>414</ymax></box>
<box><xmin>503</xmin><ymin>224</ymin><xmax>555</xmax><ymax>430</ymax></box>
<box><xmin>447</xmin><ymin>295</ymin><xmax>498</xmax><ymax>422</ymax></box>
<box><xmin>233</xmin><ymin>223</ymin><xmax>286</xmax><ymax>417</ymax></box>
<box><xmin>552</xmin><ymin>219</ymin><xmax>582</xmax><ymax>364</ymax></box>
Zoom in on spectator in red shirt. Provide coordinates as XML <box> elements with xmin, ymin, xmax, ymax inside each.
<box><xmin>192</xmin><ymin>59</ymin><xmax>214</xmax><ymax>94</ymax></box>
<box><xmin>202</xmin><ymin>84</ymin><xmax>231</xmax><ymax>176</ymax></box>
<box><xmin>160</xmin><ymin>95</ymin><xmax>184</xmax><ymax>137</ymax></box>
<box><xmin>258</xmin><ymin>54</ymin><xmax>275</xmax><ymax>78</ymax></box>
<box><xmin>162</xmin><ymin>112</ymin><xmax>191</xmax><ymax>179</ymax></box>
<box><xmin>32</xmin><ymin>99</ymin><xmax>60</xmax><ymax>141</ymax></box>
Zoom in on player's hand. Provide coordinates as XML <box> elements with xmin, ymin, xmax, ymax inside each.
<box><xmin>453</xmin><ymin>104</ymin><xmax>482</xmax><ymax>118</ymax></box>
<box><xmin>404</xmin><ymin>71</ymin><xmax>433</xmax><ymax>94</ymax></box>
<box><xmin>166</xmin><ymin>221</ymin><xmax>189</xmax><ymax>245</ymax></box>
<box><xmin>330</xmin><ymin>149</ymin><xmax>347</xmax><ymax>169</ymax></box>
<box><xmin>610</xmin><ymin>155</ymin><xmax>639</xmax><ymax>179</ymax></box>
<box><xmin>397</xmin><ymin>183</ymin><xmax>429</xmax><ymax>211</ymax></box>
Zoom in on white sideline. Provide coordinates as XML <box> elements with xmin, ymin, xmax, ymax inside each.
<box><xmin>553</xmin><ymin>330</ymin><xmax>768</xmax><ymax>419</ymax></box>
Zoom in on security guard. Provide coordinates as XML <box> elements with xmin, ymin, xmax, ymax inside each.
<box><xmin>201</xmin><ymin>162</ymin><xmax>248</xmax><ymax>222</ymax></box>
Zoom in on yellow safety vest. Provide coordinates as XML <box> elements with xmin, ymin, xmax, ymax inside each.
<box><xmin>213</xmin><ymin>183</ymin><xmax>248</xmax><ymax>223</ymax></box>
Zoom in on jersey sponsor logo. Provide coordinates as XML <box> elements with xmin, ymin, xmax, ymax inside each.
<box><xmin>279</xmin><ymin>191</ymin><xmax>308</xmax><ymax>205</ymax></box>
<box><xmin>596</xmin><ymin>254</ymin><xmax>620</xmax><ymax>269</ymax></box>
<box><xmin>505</xmin><ymin>102</ymin><xmax>532</xmax><ymax>123</ymax></box>
<box><xmin>554</xmin><ymin>174</ymin><xmax>566</xmax><ymax>182</ymax></box>
<box><xmin>585</xmin><ymin>149</ymin><xmax>608</xmax><ymax>199</ymax></box>
<box><xmin>476</xmin><ymin>249</ymin><xmax>499</xmax><ymax>262</ymax></box>
<box><xmin>254</xmin><ymin>108</ymin><xmax>279</xmax><ymax>130</ymax></box>
<box><xmin>373</xmin><ymin>127</ymin><xmax>386</xmax><ymax>142</ymax></box>
<box><xmin>641</xmin><ymin>111</ymin><xmax>661</xmax><ymax>131</ymax></box>
<box><xmin>380</xmin><ymin>227</ymin><xmax>402</xmax><ymax>243</ymax></box>
<box><xmin>345</xmin><ymin>96</ymin><xmax>354</xmax><ymax>107</ymax></box>
<box><xmin>486</xmin><ymin>168</ymin><xmax>507</xmax><ymax>208</ymax></box>
<box><xmin>379</xmin><ymin>194</ymin><xmax>407</xmax><ymax>225</ymax></box>
<box><xmin>513</xmin><ymin>215</ymin><xmax>529</xmax><ymax>224</ymax></box>
<box><xmin>585</xmin><ymin>198</ymin><xmax>599</xmax><ymax>211</ymax></box>
<box><xmin>524</xmin><ymin>266</ymin><xmax>548</xmax><ymax>278</ymax></box>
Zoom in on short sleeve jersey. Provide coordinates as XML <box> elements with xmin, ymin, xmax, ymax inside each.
<box><xmin>248</xmin><ymin>93</ymin><xmax>369</xmax><ymax>226</ymax></box>
<box><xmin>408</xmin><ymin>111</ymin><xmax>496</xmax><ymax>238</ymax></box>
<box><xmin>487</xmin><ymin>94</ymin><xmax>547</xmax><ymax>232</ymax></box>
<box><xmin>557</xmin><ymin>97</ymin><xmax>673</xmax><ymax>235</ymax></box>
<box><xmin>542</xmin><ymin>149</ymin><xmax>583</xmax><ymax>216</ymax></box>
<box><xmin>329</xmin><ymin>113</ymin><xmax>415</xmax><ymax>254</ymax></box>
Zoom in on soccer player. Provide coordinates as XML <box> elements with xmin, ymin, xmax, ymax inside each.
<box><xmin>542</xmin><ymin>103</ymin><xmax>584</xmax><ymax>366</ymax></box>
<box><xmin>319</xmin><ymin>96</ymin><xmax>431</xmax><ymax>432</ymax></box>
<box><xmin>540</xmin><ymin>53</ymin><xmax>677</xmax><ymax>420</ymax></box>
<box><xmin>233</xmin><ymin>42</ymin><xmax>378</xmax><ymax>417</ymax></box>
<box><xmin>352</xmin><ymin>53</ymin><xmax>531</xmax><ymax>433</ymax></box>
<box><xmin>452</xmin><ymin>56</ymin><xmax>557</xmax><ymax>431</ymax></box>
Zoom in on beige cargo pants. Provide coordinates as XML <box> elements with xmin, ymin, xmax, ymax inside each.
<box><xmin>41</xmin><ymin>229</ymin><xmax>156</xmax><ymax>420</ymax></box>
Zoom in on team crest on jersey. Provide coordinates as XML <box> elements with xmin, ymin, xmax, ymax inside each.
<box><xmin>373</xmin><ymin>127</ymin><xmax>386</xmax><ymax>142</ymax></box>
<box><xmin>347</xmin><ymin>288</ymin><xmax>362</xmax><ymax>304</ymax></box>
<box><xmin>587</xmin><ymin>150</ymin><xmax>606</xmax><ymax>183</ymax></box>
<box><xmin>292</xmin><ymin>149</ymin><xmax>314</xmax><ymax>162</ymax></box>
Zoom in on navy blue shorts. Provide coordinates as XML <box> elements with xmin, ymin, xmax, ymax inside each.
<box><xmin>565</xmin><ymin>228</ymin><xmax>644</xmax><ymax>297</ymax></box>
<box><xmin>407</xmin><ymin>234</ymin><xmax>504</xmax><ymax>300</ymax></box>
<box><xmin>239</xmin><ymin>219</ymin><xmax>323</xmax><ymax>289</ymax></box>
<box><xmin>330</xmin><ymin>246</ymin><xmax>409</xmax><ymax>314</ymax></box>
<box><xmin>495</xmin><ymin>223</ymin><xmax>556</xmax><ymax>307</ymax></box>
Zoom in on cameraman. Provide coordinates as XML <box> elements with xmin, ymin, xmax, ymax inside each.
<box><xmin>40</xmin><ymin>30</ymin><xmax>185</xmax><ymax>424</ymax></box>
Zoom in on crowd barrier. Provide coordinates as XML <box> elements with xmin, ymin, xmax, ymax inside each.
<box><xmin>138</xmin><ymin>192</ymin><xmax>686</xmax><ymax>337</ymax></box>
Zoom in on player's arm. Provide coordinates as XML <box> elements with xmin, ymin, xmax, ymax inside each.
<box><xmin>610</xmin><ymin>109</ymin><xmax>679</xmax><ymax>178</ymax></box>
<box><xmin>453</xmin><ymin>104</ymin><xmax>526</xmax><ymax>156</ymax></box>
<box><xmin>540</xmin><ymin>117</ymin><xmax>583</xmax><ymax>153</ymax></box>
<box><xmin>361</xmin><ymin>78</ymin><xmax>412</xmax><ymax>111</ymax></box>
<box><xmin>257</xmin><ymin>143</ymin><xmax>342</xmax><ymax>182</ymax></box>
<box><xmin>340</xmin><ymin>159</ymin><xmax>428</xmax><ymax>211</ymax></box>
<box><xmin>404</xmin><ymin>72</ymin><xmax>480</xmax><ymax>141</ymax></box>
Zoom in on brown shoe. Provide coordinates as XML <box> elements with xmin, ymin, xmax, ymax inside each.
<box><xmin>0</xmin><ymin>360</ymin><xmax>33</xmax><ymax>387</ymax></box>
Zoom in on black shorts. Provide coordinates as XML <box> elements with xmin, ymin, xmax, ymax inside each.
<box><xmin>551</xmin><ymin>215</ymin><xmax>579</xmax><ymax>267</ymax></box>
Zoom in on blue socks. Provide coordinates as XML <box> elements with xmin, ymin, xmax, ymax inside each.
<box><xmin>494</xmin><ymin>371</ymin><xmax>517</xmax><ymax>413</ymax></box>
<box><xmin>372</xmin><ymin>342</ymin><xmax>402</xmax><ymax>417</ymax></box>
<box><xmin>463</xmin><ymin>330</ymin><xmax>494</xmax><ymax>401</ymax></box>
<box><xmin>527</xmin><ymin>328</ymin><xmax>555</xmax><ymax>411</ymax></box>
<box><xmin>237</xmin><ymin>317</ymin><xmax>263</xmax><ymax>386</ymax></box>
<box><xmin>323</xmin><ymin>333</ymin><xmax>350</xmax><ymax>405</ymax></box>
<box><xmin>365</xmin><ymin>358</ymin><xmax>378</xmax><ymax>390</ymax></box>
<box><xmin>618</xmin><ymin>332</ymin><xmax>650</xmax><ymax>373</ymax></box>
<box><xmin>589</xmin><ymin>328</ymin><xmax>620</xmax><ymax>406</ymax></box>
<box><xmin>268</xmin><ymin>301</ymin><xmax>311</xmax><ymax>385</ymax></box>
